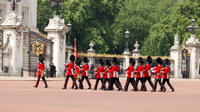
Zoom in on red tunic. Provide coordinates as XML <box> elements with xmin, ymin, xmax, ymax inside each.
<box><xmin>163</xmin><ymin>67</ymin><xmax>170</xmax><ymax>79</ymax></box>
<box><xmin>96</xmin><ymin>66</ymin><xmax>104</xmax><ymax>79</ymax></box>
<box><xmin>144</xmin><ymin>64</ymin><xmax>152</xmax><ymax>77</ymax></box>
<box><xmin>66</xmin><ymin>62</ymin><xmax>74</xmax><ymax>76</ymax></box>
<box><xmin>74</xmin><ymin>66</ymin><xmax>81</xmax><ymax>78</ymax></box>
<box><xmin>38</xmin><ymin>63</ymin><xmax>45</xmax><ymax>76</ymax></box>
<box><xmin>109</xmin><ymin>65</ymin><xmax>119</xmax><ymax>78</ymax></box>
<box><xmin>155</xmin><ymin>65</ymin><xmax>163</xmax><ymax>79</ymax></box>
<box><xmin>104</xmin><ymin>67</ymin><xmax>110</xmax><ymax>79</ymax></box>
<box><xmin>127</xmin><ymin>66</ymin><xmax>135</xmax><ymax>78</ymax></box>
<box><xmin>136</xmin><ymin>65</ymin><xmax>144</xmax><ymax>78</ymax></box>
<box><xmin>82</xmin><ymin>64</ymin><xmax>89</xmax><ymax>76</ymax></box>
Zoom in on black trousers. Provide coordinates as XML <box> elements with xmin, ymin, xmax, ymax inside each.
<box><xmin>136</xmin><ymin>78</ymin><xmax>147</xmax><ymax>91</ymax></box>
<box><xmin>81</xmin><ymin>76</ymin><xmax>91</xmax><ymax>88</ymax></box>
<box><xmin>162</xmin><ymin>79</ymin><xmax>174</xmax><ymax>90</ymax></box>
<box><xmin>102</xmin><ymin>78</ymin><xmax>109</xmax><ymax>90</ymax></box>
<box><xmin>72</xmin><ymin>78</ymin><xmax>83</xmax><ymax>89</ymax></box>
<box><xmin>108</xmin><ymin>78</ymin><xmax>122</xmax><ymax>90</ymax></box>
<box><xmin>154</xmin><ymin>79</ymin><xmax>166</xmax><ymax>91</ymax></box>
<box><xmin>63</xmin><ymin>75</ymin><xmax>78</xmax><ymax>89</ymax></box>
<box><xmin>35</xmin><ymin>75</ymin><xmax>48</xmax><ymax>87</ymax></box>
<box><xmin>94</xmin><ymin>78</ymin><xmax>103</xmax><ymax>90</ymax></box>
<box><xmin>141</xmin><ymin>77</ymin><xmax>154</xmax><ymax>90</ymax></box>
<box><xmin>124</xmin><ymin>78</ymin><xmax>138</xmax><ymax>91</ymax></box>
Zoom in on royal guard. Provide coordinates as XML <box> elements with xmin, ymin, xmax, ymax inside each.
<box><xmin>162</xmin><ymin>59</ymin><xmax>175</xmax><ymax>92</ymax></box>
<box><xmin>62</xmin><ymin>55</ymin><xmax>78</xmax><ymax>89</ymax></box>
<box><xmin>94</xmin><ymin>59</ymin><xmax>104</xmax><ymax>90</ymax></box>
<box><xmin>34</xmin><ymin>55</ymin><xmax>48</xmax><ymax>88</ymax></box>
<box><xmin>81</xmin><ymin>57</ymin><xmax>92</xmax><ymax>89</ymax></box>
<box><xmin>135</xmin><ymin>57</ymin><xmax>147</xmax><ymax>91</ymax></box>
<box><xmin>72</xmin><ymin>58</ymin><xmax>83</xmax><ymax>89</ymax></box>
<box><xmin>108</xmin><ymin>58</ymin><xmax>122</xmax><ymax>91</ymax></box>
<box><xmin>153</xmin><ymin>58</ymin><xmax>166</xmax><ymax>92</ymax></box>
<box><xmin>141</xmin><ymin>56</ymin><xmax>154</xmax><ymax>91</ymax></box>
<box><xmin>124</xmin><ymin>58</ymin><xmax>138</xmax><ymax>91</ymax></box>
<box><xmin>102</xmin><ymin>60</ymin><xmax>111</xmax><ymax>90</ymax></box>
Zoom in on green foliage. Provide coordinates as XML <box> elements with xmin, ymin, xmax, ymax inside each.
<box><xmin>37</xmin><ymin>0</ymin><xmax>200</xmax><ymax>56</ymax></box>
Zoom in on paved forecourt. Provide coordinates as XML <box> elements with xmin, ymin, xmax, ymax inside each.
<box><xmin>0</xmin><ymin>78</ymin><xmax>200</xmax><ymax>112</ymax></box>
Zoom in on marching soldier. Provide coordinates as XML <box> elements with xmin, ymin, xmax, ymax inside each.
<box><xmin>108</xmin><ymin>58</ymin><xmax>122</xmax><ymax>91</ymax></box>
<box><xmin>62</xmin><ymin>55</ymin><xmax>78</xmax><ymax>89</ymax></box>
<box><xmin>124</xmin><ymin>58</ymin><xmax>138</xmax><ymax>91</ymax></box>
<box><xmin>72</xmin><ymin>58</ymin><xmax>83</xmax><ymax>89</ymax></box>
<box><xmin>34</xmin><ymin>55</ymin><xmax>48</xmax><ymax>88</ymax></box>
<box><xmin>102</xmin><ymin>60</ymin><xmax>111</xmax><ymax>90</ymax></box>
<box><xmin>81</xmin><ymin>57</ymin><xmax>92</xmax><ymax>89</ymax></box>
<box><xmin>153</xmin><ymin>58</ymin><xmax>166</xmax><ymax>92</ymax></box>
<box><xmin>135</xmin><ymin>57</ymin><xmax>147</xmax><ymax>91</ymax></box>
<box><xmin>141</xmin><ymin>56</ymin><xmax>154</xmax><ymax>91</ymax></box>
<box><xmin>162</xmin><ymin>59</ymin><xmax>175</xmax><ymax>92</ymax></box>
<box><xmin>94</xmin><ymin>59</ymin><xmax>104</xmax><ymax>90</ymax></box>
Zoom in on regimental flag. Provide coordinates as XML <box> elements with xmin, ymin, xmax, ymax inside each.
<box><xmin>74</xmin><ymin>38</ymin><xmax>78</xmax><ymax>60</ymax></box>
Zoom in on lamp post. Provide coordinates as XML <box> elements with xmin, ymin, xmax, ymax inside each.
<box><xmin>188</xmin><ymin>19</ymin><xmax>198</xmax><ymax>34</ymax></box>
<box><xmin>67</xmin><ymin>21</ymin><xmax>72</xmax><ymax>46</ymax></box>
<box><xmin>7</xmin><ymin>0</ymin><xmax>21</xmax><ymax>11</ymax></box>
<box><xmin>50</xmin><ymin>0</ymin><xmax>64</xmax><ymax>15</ymax></box>
<box><xmin>124</xmin><ymin>30</ymin><xmax>130</xmax><ymax>52</ymax></box>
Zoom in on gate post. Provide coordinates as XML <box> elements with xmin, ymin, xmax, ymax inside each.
<box><xmin>87</xmin><ymin>42</ymin><xmax>95</xmax><ymax>66</ymax></box>
<box><xmin>170</xmin><ymin>34</ymin><xmax>182</xmax><ymax>78</ymax></box>
<box><xmin>0</xmin><ymin>11</ymin><xmax>24</xmax><ymax>76</ymax></box>
<box><xmin>45</xmin><ymin>15</ymin><xmax>67</xmax><ymax>77</ymax></box>
<box><xmin>132</xmin><ymin>41</ymin><xmax>140</xmax><ymax>67</ymax></box>
<box><xmin>186</xmin><ymin>34</ymin><xmax>200</xmax><ymax>79</ymax></box>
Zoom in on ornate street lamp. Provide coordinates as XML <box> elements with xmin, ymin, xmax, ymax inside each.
<box><xmin>7</xmin><ymin>0</ymin><xmax>21</xmax><ymax>11</ymax></box>
<box><xmin>67</xmin><ymin>21</ymin><xmax>72</xmax><ymax>46</ymax></box>
<box><xmin>50</xmin><ymin>0</ymin><xmax>64</xmax><ymax>15</ymax></box>
<box><xmin>188</xmin><ymin>19</ymin><xmax>198</xmax><ymax>34</ymax></box>
<box><xmin>124</xmin><ymin>30</ymin><xmax>130</xmax><ymax>52</ymax></box>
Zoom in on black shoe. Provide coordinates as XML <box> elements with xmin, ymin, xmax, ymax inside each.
<box><xmin>93</xmin><ymin>88</ymin><xmax>97</xmax><ymax>90</ymax></box>
<box><xmin>62</xmin><ymin>87</ymin><xmax>66</xmax><ymax>89</ymax></box>
<box><xmin>33</xmin><ymin>85</ymin><xmax>38</xmax><ymax>88</ymax></box>
<box><xmin>163</xmin><ymin>88</ymin><xmax>166</xmax><ymax>92</ymax></box>
<box><xmin>75</xmin><ymin>87</ymin><xmax>78</xmax><ymax>90</ymax></box>
<box><xmin>88</xmin><ymin>86</ymin><xmax>91</xmax><ymax>89</ymax></box>
<box><xmin>45</xmin><ymin>86</ymin><xmax>48</xmax><ymax>88</ymax></box>
<box><xmin>171</xmin><ymin>89</ymin><xmax>175</xmax><ymax>92</ymax></box>
<box><xmin>118</xmin><ymin>88</ymin><xmax>122</xmax><ymax>91</ymax></box>
<box><xmin>151</xmin><ymin>90</ymin><xmax>156</xmax><ymax>92</ymax></box>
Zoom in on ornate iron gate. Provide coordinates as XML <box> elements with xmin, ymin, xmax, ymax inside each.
<box><xmin>182</xmin><ymin>48</ymin><xmax>190</xmax><ymax>78</ymax></box>
<box><xmin>23</xmin><ymin>29</ymin><xmax>53</xmax><ymax>77</ymax></box>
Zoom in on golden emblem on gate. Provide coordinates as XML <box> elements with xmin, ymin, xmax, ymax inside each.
<box><xmin>32</xmin><ymin>40</ymin><xmax>45</xmax><ymax>56</ymax></box>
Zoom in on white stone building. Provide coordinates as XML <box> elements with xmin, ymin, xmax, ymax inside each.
<box><xmin>0</xmin><ymin>0</ymin><xmax>37</xmax><ymax>28</ymax></box>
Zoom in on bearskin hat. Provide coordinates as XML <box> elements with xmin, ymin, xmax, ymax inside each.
<box><xmin>39</xmin><ymin>54</ymin><xmax>44</xmax><ymax>63</ymax></box>
<box><xmin>83</xmin><ymin>57</ymin><xmax>89</xmax><ymax>63</ymax></box>
<box><xmin>76</xmin><ymin>58</ymin><xmax>82</xmax><ymax>66</ymax></box>
<box><xmin>99</xmin><ymin>59</ymin><xmax>104</xmax><ymax>66</ymax></box>
<box><xmin>146</xmin><ymin>56</ymin><xmax>152</xmax><ymax>64</ymax></box>
<box><xmin>138</xmin><ymin>57</ymin><xmax>144</xmax><ymax>65</ymax></box>
<box><xmin>70</xmin><ymin>55</ymin><xmax>75</xmax><ymax>62</ymax></box>
<box><xmin>106</xmin><ymin>60</ymin><xmax>111</xmax><ymax>66</ymax></box>
<box><xmin>129</xmin><ymin>58</ymin><xmax>135</xmax><ymax>66</ymax></box>
<box><xmin>156</xmin><ymin>57</ymin><xmax>162</xmax><ymax>65</ymax></box>
<box><xmin>165</xmin><ymin>59</ymin><xmax>170</xmax><ymax>65</ymax></box>
<box><xmin>113</xmin><ymin>57</ymin><xmax>118</xmax><ymax>65</ymax></box>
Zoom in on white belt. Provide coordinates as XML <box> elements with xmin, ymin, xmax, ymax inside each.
<box><xmin>140</xmin><ymin>71</ymin><xmax>143</xmax><ymax>77</ymax></box>
<box><xmin>167</xmin><ymin>73</ymin><xmax>170</xmax><ymax>79</ymax></box>
<box><xmin>107</xmin><ymin>73</ymin><xmax>110</xmax><ymax>78</ymax></box>
<box><xmin>86</xmin><ymin>70</ymin><xmax>89</xmax><ymax>76</ymax></box>
<box><xmin>71</xmin><ymin>69</ymin><xmax>74</xmax><ymax>75</ymax></box>
<box><xmin>116</xmin><ymin>72</ymin><xmax>119</xmax><ymax>78</ymax></box>
<box><xmin>100</xmin><ymin>72</ymin><xmax>103</xmax><ymax>78</ymax></box>
<box><xmin>148</xmin><ymin>70</ymin><xmax>151</xmax><ymax>76</ymax></box>
<box><xmin>131</xmin><ymin>72</ymin><xmax>134</xmax><ymax>78</ymax></box>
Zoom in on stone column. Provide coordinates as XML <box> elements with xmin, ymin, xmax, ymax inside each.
<box><xmin>45</xmin><ymin>15</ymin><xmax>68</xmax><ymax>77</ymax></box>
<box><xmin>170</xmin><ymin>34</ymin><xmax>182</xmax><ymax>78</ymax></box>
<box><xmin>123</xmin><ymin>50</ymin><xmax>130</xmax><ymax>70</ymax></box>
<box><xmin>87</xmin><ymin>42</ymin><xmax>95</xmax><ymax>66</ymax></box>
<box><xmin>6</xmin><ymin>1</ymin><xmax>11</xmax><ymax>14</ymax></box>
<box><xmin>186</xmin><ymin>34</ymin><xmax>200</xmax><ymax>79</ymax></box>
<box><xmin>132</xmin><ymin>41</ymin><xmax>140</xmax><ymax>67</ymax></box>
<box><xmin>1</xmin><ymin>11</ymin><xmax>24</xmax><ymax>76</ymax></box>
<box><xmin>17</xmin><ymin>2</ymin><xmax>22</xmax><ymax>22</ymax></box>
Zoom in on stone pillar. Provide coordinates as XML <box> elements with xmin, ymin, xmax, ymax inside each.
<box><xmin>17</xmin><ymin>2</ymin><xmax>22</xmax><ymax>22</ymax></box>
<box><xmin>1</xmin><ymin>11</ymin><xmax>24</xmax><ymax>76</ymax></box>
<box><xmin>87</xmin><ymin>42</ymin><xmax>95</xmax><ymax>66</ymax></box>
<box><xmin>186</xmin><ymin>34</ymin><xmax>200</xmax><ymax>79</ymax></box>
<box><xmin>123</xmin><ymin>50</ymin><xmax>130</xmax><ymax>70</ymax></box>
<box><xmin>132</xmin><ymin>41</ymin><xmax>140</xmax><ymax>67</ymax></box>
<box><xmin>45</xmin><ymin>15</ymin><xmax>68</xmax><ymax>77</ymax></box>
<box><xmin>170</xmin><ymin>34</ymin><xmax>182</xmax><ymax>78</ymax></box>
